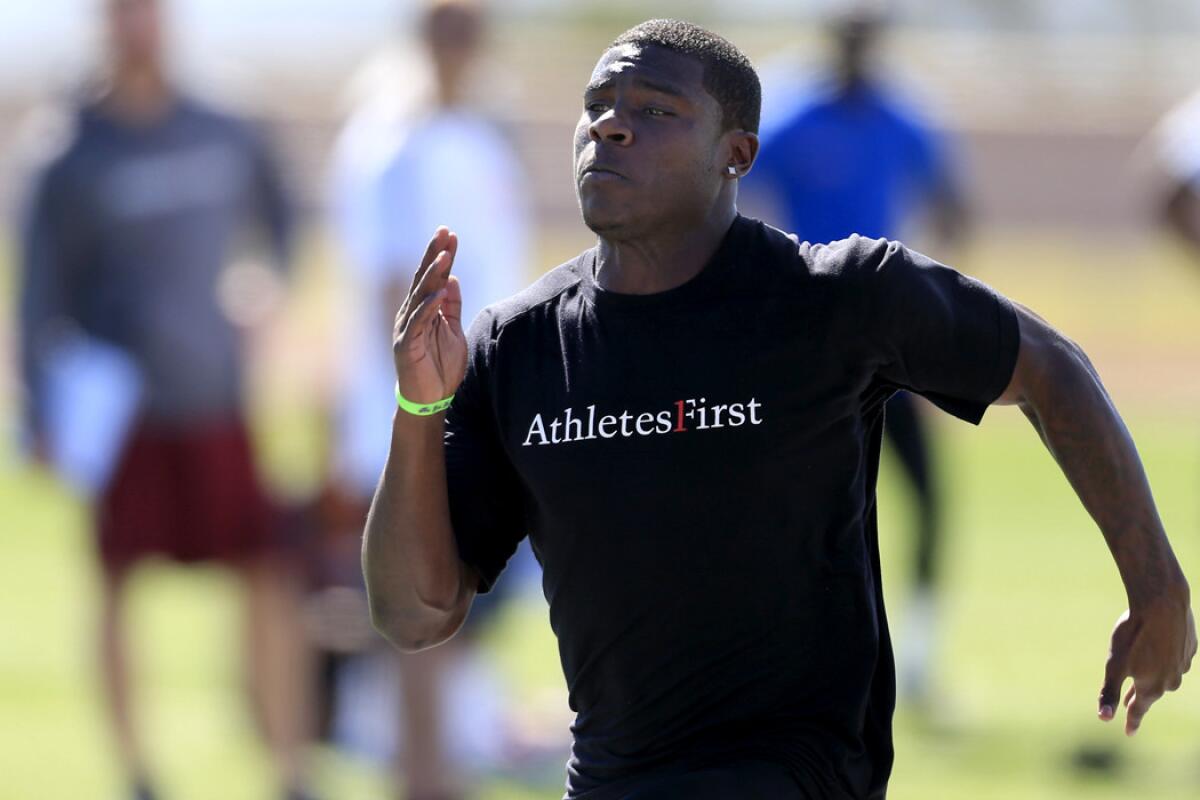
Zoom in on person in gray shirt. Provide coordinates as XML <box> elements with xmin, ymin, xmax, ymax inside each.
<box><xmin>18</xmin><ymin>1</ymin><xmax>316</xmax><ymax>798</ymax></box>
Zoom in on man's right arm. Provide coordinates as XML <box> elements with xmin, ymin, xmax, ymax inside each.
<box><xmin>18</xmin><ymin>162</ymin><xmax>74</xmax><ymax>460</ymax></box>
<box><xmin>362</xmin><ymin>410</ymin><xmax>479</xmax><ymax>651</ymax></box>
<box><xmin>361</xmin><ymin>226</ymin><xmax>476</xmax><ymax>652</ymax></box>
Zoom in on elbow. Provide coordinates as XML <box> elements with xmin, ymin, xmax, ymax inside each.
<box><xmin>366</xmin><ymin>593</ymin><xmax>467</xmax><ymax>653</ymax></box>
<box><xmin>367</xmin><ymin>600</ymin><xmax>439</xmax><ymax>652</ymax></box>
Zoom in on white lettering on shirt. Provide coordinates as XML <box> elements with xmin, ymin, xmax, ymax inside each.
<box><xmin>520</xmin><ymin>397</ymin><xmax>764</xmax><ymax>447</ymax></box>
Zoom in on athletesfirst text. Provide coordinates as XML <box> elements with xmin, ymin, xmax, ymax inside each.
<box><xmin>522</xmin><ymin>397</ymin><xmax>763</xmax><ymax>446</ymax></box>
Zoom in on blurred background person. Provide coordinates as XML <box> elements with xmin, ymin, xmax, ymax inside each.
<box><xmin>321</xmin><ymin>1</ymin><xmax>536</xmax><ymax>797</ymax></box>
<box><xmin>16</xmin><ymin>1</ymin><xmax>315</xmax><ymax>798</ymax></box>
<box><xmin>743</xmin><ymin>3</ymin><xmax>968</xmax><ymax>706</ymax></box>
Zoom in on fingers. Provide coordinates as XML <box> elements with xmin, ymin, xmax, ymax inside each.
<box><xmin>442</xmin><ymin>274</ymin><xmax>464</xmax><ymax>330</ymax></box>
<box><xmin>400</xmin><ymin>228</ymin><xmax>458</xmax><ymax>321</ymax></box>
<box><xmin>409</xmin><ymin>227</ymin><xmax>451</xmax><ymax>295</ymax></box>
<box><xmin>410</xmin><ymin>234</ymin><xmax>458</xmax><ymax>308</ymax></box>
<box><xmin>1097</xmin><ymin>607</ymin><xmax>1195</xmax><ymax>734</ymax></box>
<box><xmin>397</xmin><ymin>243</ymin><xmax>452</xmax><ymax>326</ymax></box>
<box><xmin>400</xmin><ymin>286</ymin><xmax>447</xmax><ymax>346</ymax></box>
<box><xmin>1124</xmin><ymin>681</ymin><xmax>1164</xmax><ymax>736</ymax></box>
<box><xmin>1098</xmin><ymin>647</ymin><xmax>1127</xmax><ymax>721</ymax></box>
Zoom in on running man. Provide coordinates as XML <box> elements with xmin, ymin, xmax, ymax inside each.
<box><xmin>363</xmin><ymin>19</ymin><xmax>1195</xmax><ymax>800</ymax></box>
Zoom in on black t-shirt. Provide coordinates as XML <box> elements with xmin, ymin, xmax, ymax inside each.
<box><xmin>444</xmin><ymin>216</ymin><xmax>1019</xmax><ymax>799</ymax></box>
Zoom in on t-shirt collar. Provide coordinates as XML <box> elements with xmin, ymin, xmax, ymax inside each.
<box><xmin>578</xmin><ymin>214</ymin><xmax>750</xmax><ymax>312</ymax></box>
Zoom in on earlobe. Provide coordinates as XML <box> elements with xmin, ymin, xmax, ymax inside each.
<box><xmin>731</xmin><ymin>130</ymin><xmax>760</xmax><ymax>178</ymax></box>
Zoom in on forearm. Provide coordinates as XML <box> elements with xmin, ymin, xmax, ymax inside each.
<box><xmin>1018</xmin><ymin>340</ymin><xmax>1188</xmax><ymax>608</ymax></box>
<box><xmin>362</xmin><ymin>410</ymin><xmax>473</xmax><ymax>650</ymax></box>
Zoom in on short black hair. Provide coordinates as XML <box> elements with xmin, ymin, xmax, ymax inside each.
<box><xmin>610</xmin><ymin>19</ymin><xmax>761</xmax><ymax>135</ymax></box>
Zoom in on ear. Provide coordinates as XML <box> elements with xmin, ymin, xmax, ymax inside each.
<box><xmin>722</xmin><ymin>130</ymin><xmax>760</xmax><ymax>179</ymax></box>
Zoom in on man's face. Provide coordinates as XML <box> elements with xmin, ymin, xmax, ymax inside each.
<box><xmin>833</xmin><ymin>16</ymin><xmax>881</xmax><ymax>85</ymax></box>
<box><xmin>574</xmin><ymin>44</ymin><xmax>728</xmax><ymax>237</ymax></box>
<box><xmin>425</xmin><ymin>4</ymin><xmax>482</xmax><ymax>90</ymax></box>
<box><xmin>107</xmin><ymin>0</ymin><xmax>163</xmax><ymax>70</ymax></box>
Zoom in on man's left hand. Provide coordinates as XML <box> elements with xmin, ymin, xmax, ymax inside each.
<box><xmin>1099</xmin><ymin>590</ymin><xmax>1196</xmax><ymax>735</ymax></box>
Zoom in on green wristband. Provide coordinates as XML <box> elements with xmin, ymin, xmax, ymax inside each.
<box><xmin>395</xmin><ymin>382</ymin><xmax>455</xmax><ymax>416</ymax></box>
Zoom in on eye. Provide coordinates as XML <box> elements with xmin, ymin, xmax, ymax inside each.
<box><xmin>645</xmin><ymin>106</ymin><xmax>672</xmax><ymax>117</ymax></box>
<box><xmin>585</xmin><ymin>101</ymin><xmax>610</xmax><ymax>114</ymax></box>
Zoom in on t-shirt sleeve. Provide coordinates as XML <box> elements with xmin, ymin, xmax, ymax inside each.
<box><xmin>851</xmin><ymin>236</ymin><xmax>1019</xmax><ymax>424</ymax></box>
<box><xmin>18</xmin><ymin>161</ymin><xmax>81</xmax><ymax>438</ymax></box>
<box><xmin>443</xmin><ymin>311</ymin><xmax>527</xmax><ymax>592</ymax></box>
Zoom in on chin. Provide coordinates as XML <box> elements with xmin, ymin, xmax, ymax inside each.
<box><xmin>582</xmin><ymin>214</ymin><xmax>626</xmax><ymax>236</ymax></box>
<box><xmin>580</xmin><ymin>205</ymin><xmax>626</xmax><ymax>236</ymax></box>
<box><xmin>579</xmin><ymin>197</ymin><xmax>645</xmax><ymax>238</ymax></box>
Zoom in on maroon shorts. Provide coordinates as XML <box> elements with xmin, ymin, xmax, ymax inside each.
<box><xmin>96</xmin><ymin>417</ymin><xmax>279</xmax><ymax>572</ymax></box>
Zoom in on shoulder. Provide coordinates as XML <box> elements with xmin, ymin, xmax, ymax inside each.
<box><xmin>469</xmin><ymin>254</ymin><xmax>588</xmax><ymax>342</ymax></box>
<box><xmin>800</xmin><ymin>234</ymin><xmax>904</xmax><ymax>278</ymax></box>
<box><xmin>176</xmin><ymin>96</ymin><xmax>231</xmax><ymax>125</ymax></box>
<box><xmin>869</xmin><ymin>81</ymin><xmax>940</xmax><ymax>136</ymax></box>
<box><xmin>178</xmin><ymin>97</ymin><xmax>264</xmax><ymax>145</ymax></box>
<box><xmin>776</xmin><ymin>230</ymin><xmax>926</xmax><ymax>309</ymax></box>
<box><xmin>17</xmin><ymin>104</ymin><xmax>93</xmax><ymax>193</ymax></box>
<box><xmin>737</xmin><ymin>217</ymin><xmax>895</xmax><ymax>285</ymax></box>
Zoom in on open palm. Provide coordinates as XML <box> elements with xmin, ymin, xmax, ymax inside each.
<box><xmin>392</xmin><ymin>227</ymin><xmax>468</xmax><ymax>404</ymax></box>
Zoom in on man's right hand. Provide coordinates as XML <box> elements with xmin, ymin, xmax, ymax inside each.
<box><xmin>392</xmin><ymin>227</ymin><xmax>467</xmax><ymax>408</ymax></box>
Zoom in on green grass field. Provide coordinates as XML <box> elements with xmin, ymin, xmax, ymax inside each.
<box><xmin>2</xmin><ymin>232</ymin><xmax>1199</xmax><ymax>799</ymax></box>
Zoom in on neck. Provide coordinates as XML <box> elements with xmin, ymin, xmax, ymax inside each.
<box><xmin>103</xmin><ymin>63</ymin><xmax>173</xmax><ymax>125</ymax></box>
<box><xmin>433</xmin><ymin>59</ymin><xmax>469</xmax><ymax>109</ymax></box>
<box><xmin>594</xmin><ymin>203</ymin><xmax>738</xmax><ymax>295</ymax></box>
<box><xmin>436</xmin><ymin>87</ymin><xmax>462</xmax><ymax>110</ymax></box>
<box><xmin>835</xmin><ymin>71</ymin><xmax>869</xmax><ymax>98</ymax></box>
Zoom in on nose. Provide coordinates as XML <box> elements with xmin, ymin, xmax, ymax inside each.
<box><xmin>589</xmin><ymin>109</ymin><xmax>632</xmax><ymax>146</ymax></box>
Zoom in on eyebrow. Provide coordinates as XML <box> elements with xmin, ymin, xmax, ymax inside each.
<box><xmin>584</xmin><ymin>75</ymin><xmax>687</xmax><ymax>98</ymax></box>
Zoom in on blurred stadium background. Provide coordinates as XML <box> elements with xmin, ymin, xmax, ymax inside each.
<box><xmin>1</xmin><ymin>1</ymin><xmax>1199</xmax><ymax>799</ymax></box>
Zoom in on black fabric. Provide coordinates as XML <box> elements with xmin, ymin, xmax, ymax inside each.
<box><xmin>443</xmin><ymin>216</ymin><xmax>1019</xmax><ymax>799</ymax></box>
<box><xmin>882</xmin><ymin>392</ymin><xmax>940</xmax><ymax>587</ymax></box>
<box><xmin>605</xmin><ymin>758</ymin><xmax>810</xmax><ymax>799</ymax></box>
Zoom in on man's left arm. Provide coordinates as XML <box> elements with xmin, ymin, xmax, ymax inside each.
<box><xmin>248</xmin><ymin>125</ymin><xmax>295</xmax><ymax>272</ymax></box>
<box><xmin>994</xmin><ymin>302</ymin><xmax>1197</xmax><ymax>735</ymax></box>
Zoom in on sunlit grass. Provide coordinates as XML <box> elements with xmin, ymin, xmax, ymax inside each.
<box><xmin>2</xmin><ymin>232</ymin><xmax>1199</xmax><ymax>799</ymax></box>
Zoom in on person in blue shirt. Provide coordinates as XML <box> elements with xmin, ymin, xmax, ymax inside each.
<box><xmin>745</xmin><ymin>7</ymin><xmax>967</xmax><ymax>703</ymax></box>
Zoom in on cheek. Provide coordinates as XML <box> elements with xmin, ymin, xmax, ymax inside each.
<box><xmin>573</xmin><ymin>116</ymin><xmax>591</xmax><ymax>159</ymax></box>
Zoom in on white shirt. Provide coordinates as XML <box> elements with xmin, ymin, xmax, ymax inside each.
<box><xmin>330</xmin><ymin>105</ymin><xmax>532</xmax><ymax>494</ymax></box>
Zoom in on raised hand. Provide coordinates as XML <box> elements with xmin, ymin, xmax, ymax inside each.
<box><xmin>1099</xmin><ymin>597</ymin><xmax>1197</xmax><ymax>735</ymax></box>
<box><xmin>392</xmin><ymin>227</ymin><xmax>468</xmax><ymax>407</ymax></box>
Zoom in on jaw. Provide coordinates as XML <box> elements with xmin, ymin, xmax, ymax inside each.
<box><xmin>580</xmin><ymin>202</ymin><xmax>636</xmax><ymax>238</ymax></box>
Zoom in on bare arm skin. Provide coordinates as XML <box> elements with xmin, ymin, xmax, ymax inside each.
<box><xmin>995</xmin><ymin>304</ymin><xmax>1197</xmax><ymax>735</ymax></box>
<box><xmin>362</xmin><ymin>227</ymin><xmax>479</xmax><ymax>652</ymax></box>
